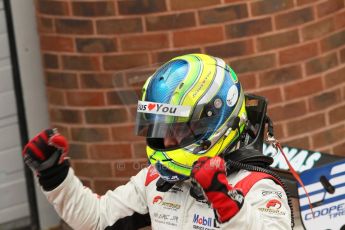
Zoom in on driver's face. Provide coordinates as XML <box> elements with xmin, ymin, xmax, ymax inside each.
<box><xmin>164</xmin><ymin>137</ymin><xmax>179</xmax><ymax>148</ymax></box>
<box><xmin>163</xmin><ymin>123</ymin><xmax>193</xmax><ymax>148</ymax></box>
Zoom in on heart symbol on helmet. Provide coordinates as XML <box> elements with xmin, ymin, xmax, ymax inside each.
<box><xmin>148</xmin><ymin>103</ymin><xmax>156</xmax><ymax>111</ymax></box>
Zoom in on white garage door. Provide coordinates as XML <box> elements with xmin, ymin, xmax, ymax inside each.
<box><xmin>0</xmin><ymin>0</ymin><xmax>30</xmax><ymax>224</ymax></box>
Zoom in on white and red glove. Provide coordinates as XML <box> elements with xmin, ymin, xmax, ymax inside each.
<box><xmin>22</xmin><ymin>128</ymin><xmax>70</xmax><ymax>190</ymax></box>
<box><xmin>191</xmin><ymin>156</ymin><xmax>244</xmax><ymax>223</ymax></box>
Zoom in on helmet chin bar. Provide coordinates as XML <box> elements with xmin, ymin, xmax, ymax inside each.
<box><xmin>224</xmin><ymin>94</ymin><xmax>274</xmax><ymax>168</ymax></box>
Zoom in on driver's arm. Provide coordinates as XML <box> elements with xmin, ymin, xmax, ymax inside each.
<box><xmin>43</xmin><ymin>167</ymin><xmax>149</xmax><ymax>230</ymax></box>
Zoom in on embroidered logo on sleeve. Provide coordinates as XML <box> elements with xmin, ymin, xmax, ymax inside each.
<box><xmin>258</xmin><ymin>199</ymin><xmax>286</xmax><ymax>216</ymax></box>
<box><xmin>266</xmin><ymin>199</ymin><xmax>282</xmax><ymax>209</ymax></box>
<box><xmin>262</xmin><ymin>190</ymin><xmax>283</xmax><ymax>199</ymax></box>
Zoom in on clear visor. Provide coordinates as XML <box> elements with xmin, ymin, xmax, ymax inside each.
<box><xmin>135</xmin><ymin>102</ymin><xmax>214</xmax><ymax>148</ymax></box>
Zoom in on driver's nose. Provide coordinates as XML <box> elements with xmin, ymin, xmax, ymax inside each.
<box><xmin>164</xmin><ymin>137</ymin><xmax>179</xmax><ymax>148</ymax></box>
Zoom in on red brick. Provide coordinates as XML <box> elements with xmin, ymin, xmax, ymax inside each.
<box><xmin>284</xmin><ymin>77</ymin><xmax>323</xmax><ymax>100</ymax></box>
<box><xmin>145</xmin><ymin>12</ymin><xmax>196</xmax><ymax>31</ymax></box>
<box><xmin>37</xmin><ymin>0</ymin><xmax>69</xmax><ymax>15</ymax></box>
<box><xmin>107</xmin><ymin>90</ymin><xmax>139</xmax><ymax>105</ymax></box>
<box><xmin>302</xmin><ymin>17</ymin><xmax>335</xmax><ymax>41</ymax></box>
<box><xmin>40</xmin><ymin>36</ymin><xmax>74</xmax><ymax>52</ymax></box>
<box><xmin>238</xmin><ymin>73</ymin><xmax>256</xmax><ymax>90</ymax></box>
<box><xmin>171</xmin><ymin>0</ymin><xmax>220</xmax><ymax>10</ymax></box>
<box><xmin>258</xmin><ymin>65</ymin><xmax>302</xmax><ymax>87</ymax></box>
<box><xmin>316</xmin><ymin>0</ymin><xmax>344</xmax><ymax>18</ymax></box>
<box><xmin>66</xmin><ymin>91</ymin><xmax>105</xmax><ymax>106</ymax></box>
<box><xmin>125</xmin><ymin>70</ymin><xmax>154</xmax><ymax>87</ymax></box>
<box><xmin>312</xmin><ymin>125</ymin><xmax>345</xmax><ymax>148</ymax></box>
<box><xmin>273</xmin><ymin>123</ymin><xmax>285</xmax><ymax>138</ymax></box>
<box><xmin>50</xmin><ymin>108</ymin><xmax>82</xmax><ymax>124</ymax></box>
<box><xmin>103</xmin><ymin>53</ymin><xmax>149</xmax><ymax>70</ymax></box>
<box><xmin>133</xmin><ymin>142</ymin><xmax>147</xmax><ymax>158</ymax></box>
<box><xmin>333</xmin><ymin>141</ymin><xmax>345</xmax><ymax>156</ymax></box>
<box><xmin>230</xmin><ymin>53</ymin><xmax>276</xmax><ymax>73</ymax></box>
<box><xmin>71</xmin><ymin>127</ymin><xmax>110</xmax><ymax>142</ymax></box>
<box><xmin>198</xmin><ymin>4</ymin><xmax>248</xmax><ymax>25</ymax></box>
<box><xmin>62</xmin><ymin>55</ymin><xmax>100</xmax><ymax>71</ymax></box>
<box><xmin>97</xmin><ymin>18</ymin><xmax>143</xmax><ymax>34</ymax></box>
<box><xmin>72</xmin><ymin>1</ymin><xmax>115</xmax><ymax>17</ymax></box>
<box><xmin>118</xmin><ymin>0</ymin><xmax>166</xmax><ymax>15</ymax></box>
<box><xmin>251</xmin><ymin>0</ymin><xmax>293</xmax><ymax>16</ymax></box>
<box><xmin>80</xmin><ymin>73</ymin><xmax>124</xmax><ymax>89</ymax></box>
<box><xmin>324</xmin><ymin>66</ymin><xmax>345</xmax><ymax>87</ymax></box>
<box><xmin>320</xmin><ymin>29</ymin><xmax>345</xmax><ymax>52</ymax></box>
<box><xmin>85</xmin><ymin>108</ymin><xmax>128</xmax><ymax>124</ymax></box>
<box><xmin>341</xmin><ymin>47</ymin><xmax>345</xmax><ymax>63</ymax></box>
<box><xmin>113</xmin><ymin>73</ymin><xmax>127</xmax><ymax>88</ymax></box>
<box><xmin>308</xmin><ymin>89</ymin><xmax>342</xmax><ymax>112</ymax></box>
<box><xmin>268</xmin><ymin>100</ymin><xmax>307</xmax><ymax>122</ymax></box>
<box><xmin>284</xmin><ymin>136</ymin><xmax>311</xmax><ymax>150</ymax></box>
<box><xmin>121</xmin><ymin>34</ymin><xmax>169</xmax><ymax>51</ymax></box>
<box><xmin>128</xmin><ymin>106</ymin><xmax>138</xmax><ymax>123</ymax></box>
<box><xmin>254</xmin><ymin>87</ymin><xmax>282</xmax><ymax>104</ymax></box>
<box><xmin>151</xmin><ymin>48</ymin><xmax>201</xmax><ymax>64</ymax></box>
<box><xmin>94</xmin><ymin>179</ymin><xmax>127</xmax><ymax>194</ymax></box>
<box><xmin>225</xmin><ymin>0</ymin><xmax>246</xmax><ymax>2</ymax></box>
<box><xmin>76</xmin><ymin>38</ymin><xmax>117</xmax><ymax>53</ymax></box>
<box><xmin>43</xmin><ymin>54</ymin><xmax>59</xmax><ymax>69</ymax></box>
<box><xmin>56</xmin><ymin>19</ymin><xmax>93</xmax><ymax>35</ymax></box>
<box><xmin>275</xmin><ymin>7</ymin><xmax>314</xmax><ymax>29</ymax></box>
<box><xmin>329</xmin><ymin>104</ymin><xmax>345</xmax><ymax>124</ymax></box>
<box><xmin>257</xmin><ymin>29</ymin><xmax>299</xmax><ymax>51</ymax></box>
<box><xmin>319</xmin><ymin>148</ymin><xmax>333</xmax><ymax>154</ymax></box>
<box><xmin>305</xmin><ymin>52</ymin><xmax>338</xmax><ymax>75</ymax></box>
<box><xmin>205</xmin><ymin>39</ymin><xmax>253</xmax><ymax>59</ymax></box>
<box><xmin>173</xmin><ymin>26</ymin><xmax>224</xmax><ymax>47</ymax></box>
<box><xmin>112</xmin><ymin>125</ymin><xmax>145</xmax><ymax>142</ymax></box>
<box><xmin>46</xmin><ymin>72</ymin><xmax>78</xmax><ymax>89</ymax></box>
<box><xmin>296</xmin><ymin>0</ymin><xmax>315</xmax><ymax>5</ymax></box>
<box><xmin>334</xmin><ymin>10</ymin><xmax>345</xmax><ymax>29</ymax></box>
<box><xmin>226</xmin><ymin>17</ymin><xmax>272</xmax><ymax>38</ymax></box>
<box><xmin>287</xmin><ymin>114</ymin><xmax>326</xmax><ymax>136</ymax></box>
<box><xmin>279</xmin><ymin>42</ymin><xmax>318</xmax><ymax>65</ymax></box>
<box><xmin>80</xmin><ymin>179</ymin><xmax>92</xmax><ymax>189</ymax></box>
<box><xmin>114</xmin><ymin>160</ymin><xmax>147</xmax><ymax>177</ymax></box>
<box><xmin>69</xmin><ymin>143</ymin><xmax>88</xmax><ymax>159</ymax></box>
<box><xmin>284</xmin><ymin>135</ymin><xmax>311</xmax><ymax>149</ymax></box>
<box><xmin>53</xmin><ymin>125</ymin><xmax>70</xmax><ymax>140</ymax></box>
<box><xmin>47</xmin><ymin>89</ymin><xmax>65</xmax><ymax>105</ymax></box>
<box><xmin>74</xmin><ymin>162</ymin><xmax>112</xmax><ymax>177</ymax></box>
<box><xmin>37</xmin><ymin>17</ymin><xmax>54</xmax><ymax>33</ymax></box>
<box><xmin>89</xmin><ymin>144</ymin><xmax>132</xmax><ymax>159</ymax></box>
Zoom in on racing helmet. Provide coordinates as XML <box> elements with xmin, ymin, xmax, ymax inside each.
<box><xmin>135</xmin><ymin>54</ymin><xmax>247</xmax><ymax>182</ymax></box>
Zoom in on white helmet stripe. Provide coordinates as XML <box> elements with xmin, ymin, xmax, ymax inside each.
<box><xmin>198</xmin><ymin>57</ymin><xmax>225</xmax><ymax>106</ymax></box>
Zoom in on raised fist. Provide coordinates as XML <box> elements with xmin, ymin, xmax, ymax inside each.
<box><xmin>191</xmin><ymin>156</ymin><xmax>244</xmax><ymax>223</ymax></box>
<box><xmin>22</xmin><ymin>128</ymin><xmax>68</xmax><ymax>172</ymax></box>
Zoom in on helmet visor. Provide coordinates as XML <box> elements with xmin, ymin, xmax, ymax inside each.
<box><xmin>135</xmin><ymin>101</ymin><xmax>213</xmax><ymax>149</ymax></box>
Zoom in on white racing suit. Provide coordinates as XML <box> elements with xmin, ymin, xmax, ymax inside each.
<box><xmin>43</xmin><ymin>165</ymin><xmax>292</xmax><ymax>230</ymax></box>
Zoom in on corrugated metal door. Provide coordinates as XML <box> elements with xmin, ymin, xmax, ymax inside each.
<box><xmin>0</xmin><ymin>0</ymin><xmax>29</xmax><ymax>224</ymax></box>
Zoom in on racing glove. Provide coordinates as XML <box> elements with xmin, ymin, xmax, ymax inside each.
<box><xmin>191</xmin><ymin>156</ymin><xmax>244</xmax><ymax>223</ymax></box>
<box><xmin>22</xmin><ymin>128</ymin><xmax>70</xmax><ymax>191</ymax></box>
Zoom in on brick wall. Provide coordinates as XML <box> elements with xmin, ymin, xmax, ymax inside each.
<box><xmin>35</xmin><ymin>0</ymin><xmax>345</xmax><ymax>194</ymax></box>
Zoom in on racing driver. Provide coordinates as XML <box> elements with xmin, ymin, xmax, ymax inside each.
<box><xmin>22</xmin><ymin>54</ymin><xmax>292</xmax><ymax>229</ymax></box>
